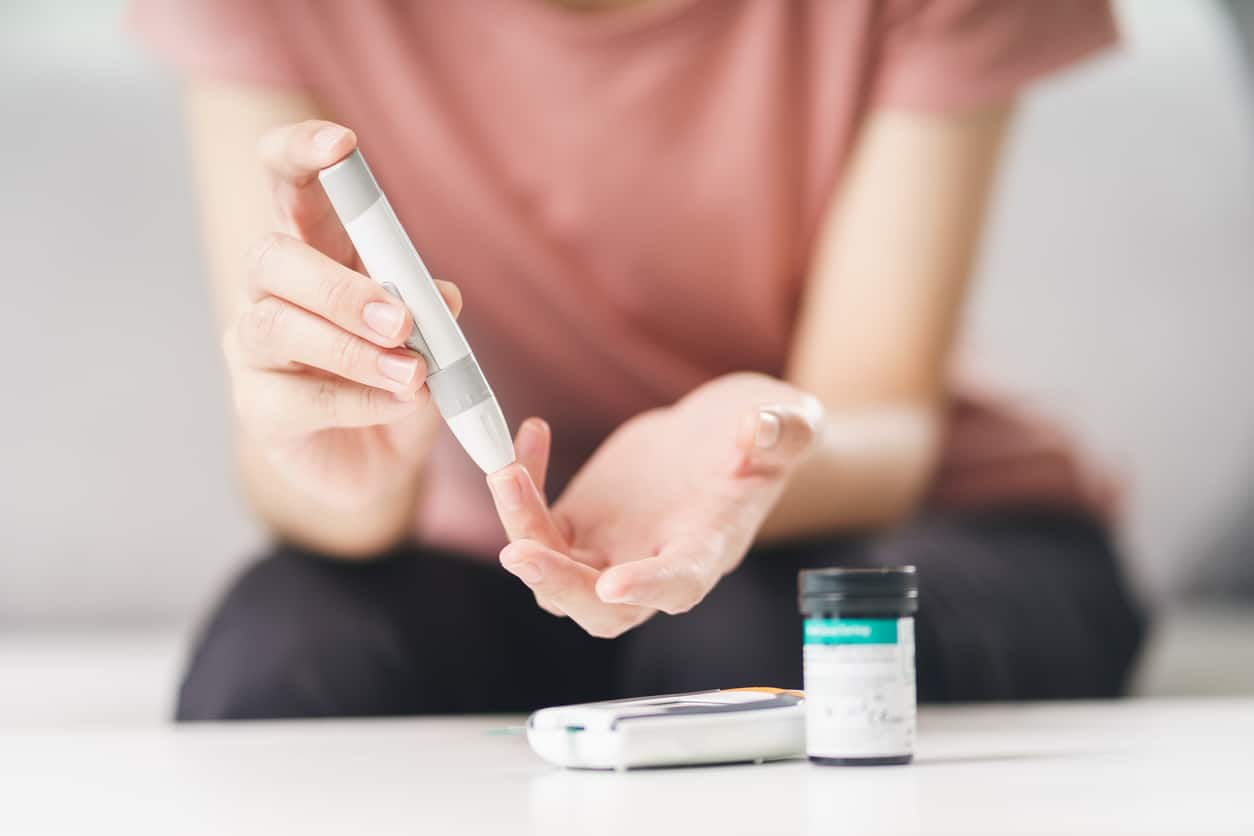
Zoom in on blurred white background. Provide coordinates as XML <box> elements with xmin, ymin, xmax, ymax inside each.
<box><xmin>1</xmin><ymin>0</ymin><xmax>1252</xmax><ymax>723</ymax></box>
<box><xmin>1</xmin><ymin>1</ymin><xmax>264</xmax><ymax>629</ymax></box>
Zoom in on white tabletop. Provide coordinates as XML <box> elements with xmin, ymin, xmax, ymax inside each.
<box><xmin>1</xmin><ymin>698</ymin><xmax>1248</xmax><ymax>835</ymax></box>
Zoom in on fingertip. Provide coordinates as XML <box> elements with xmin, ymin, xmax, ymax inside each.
<box><xmin>436</xmin><ymin>280</ymin><xmax>463</xmax><ymax>318</ymax></box>
<box><xmin>513</xmin><ymin>416</ymin><xmax>553</xmax><ymax>497</ymax></box>
<box><xmin>733</xmin><ymin>409</ymin><xmax>781</xmax><ymax>477</ymax></box>
<box><xmin>258</xmin><ymin>121</ymin><xmax>358</xmax><ymax>180</ymax></box>
<box><xmin>499</xmin><ymin>543</ymin><xmax>544</xmax><ymax>585</ymax></box>
<box><xmin>394</xmin><ymin>304</ymin><xmax>416</xmax><ymax>346</ymax></box>
<box><xmin>734</xmin><ymin>404</ymin><xmax>819</xmax><ymax>477</ymax></box>
<box><xmin>752</xmin><ymin>410</ymin><xmax>783</xmax><ymax>450</ymax></box>
<box><xmin>389</xmin><ymin>356</ymin><xmax>429</xmax><ymax>404</ymax></box>
<box><xmin>499</xmin><ymin>539</ymin><xmax>534</xmax><ymax>567</ymax></box>
<box><xmin>362</xmin><ymin>299</ymin><xmax>406</xmax><ymax>347</ymax></box>
<box><xmin>389</xmin><ymin>307</ymin><xmax>417</xmax><ymax>351</ymax></box>
<box><xmin>595</xmin><ymin>568</ymin><xmax>636</xmax><ymax>605</ymax></box>
<box><xmin>312</xmin><ymin>123</ymin><xmax>357</xmax><ymax>163</ymax></box>
<box><xmin>515</xmin><ymin>416</ymin><xmax>549</xmax><ymax>449</ymax></box>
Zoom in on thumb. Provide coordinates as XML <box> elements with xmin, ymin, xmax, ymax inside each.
<box><xmin>258</xmin><ymin>120</ymin><xmax>359</xmax><ymax>266</ymax></box>
<box><xmin>595</xmin><ymin>539</ymin><xmax>713</xmax><ymax>615</ymax></box>
<box><xmin>435</xmin><ymin>279</ymin><xmax>463</xmax><ymax>319</ymax></box>
<box><xmin>735</xmin><ymin>395</ymin><xmax>823</xmax><ymax>478</ymax></box>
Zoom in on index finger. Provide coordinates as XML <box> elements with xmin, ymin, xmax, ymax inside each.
<box><xmin>246</xmin><ymin>233</ymin><xmax>415</xmax><ymax>349</ymax></box>
<box><xmin>595</xmin><ymin>541</ymin><xmax>716</xmax><ymax>616</ymax></box>
<box><xmin>487</xmin><ymin>462</ymin><xmax>568</xmax><ymax>552</ymax></box>
<box><xmin>257</xmin><ymin>120</ymin><xmax>359</xmax><ymax>266</ymax></box>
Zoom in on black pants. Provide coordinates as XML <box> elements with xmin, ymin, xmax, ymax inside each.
<box><xmin>176</xmin><ymin>507</ymin><xmax>1146</xmax><ymax>721</ymax></box>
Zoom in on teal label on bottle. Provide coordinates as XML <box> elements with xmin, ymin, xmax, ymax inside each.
<box><xmin>804</xmin><ymin>618</ymin><xmax>898</xmax><ymax>645</ymax></box>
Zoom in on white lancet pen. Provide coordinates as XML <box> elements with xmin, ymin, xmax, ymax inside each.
<box><xmin>319</xmin><ymin>149</ymin><xmax>516</xmax><ymax>474</ymax></box>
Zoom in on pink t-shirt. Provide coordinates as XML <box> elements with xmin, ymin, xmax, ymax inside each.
<box><xmin>132</xmin><ymin>0</ymin><xmax>1119</xmax><ymax>556</ymax></box>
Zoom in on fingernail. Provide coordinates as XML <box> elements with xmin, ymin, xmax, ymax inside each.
<box><xmin>508</xmin><ymin>561</ymin><xmax>543</xmax><ymax>584</ymax></box>
<box><xmin>363</xmin><ymin>302</ymin><xmax>405</xmax><ymax>340</ymax></box>
<box><xmin>378</xmin><ymin>353</ymin><xmax>418</xmax><ymax>384</ymax></box>
<box><xmin>755</xmin><ymin>411</ymin><xmax>782</xmax><ymax>449</ymax></box>
<box><xmin>596</xmin><ymin>572</ymin><xmax>632</xmax><ymax>604</ymax></box>
<box><xmin>313</xmin><ymin>125</ymin><xmax>348</xmax><ymax>152</ymax></box>
<box><xmin>515</xmin><ymin>421</ymin><xmax>540</xmax><ymax>457</ymax></box>
<box><xmin>600</xmin><ymin>585</ymin><xmax>636</xmax><ymax>605</ymax></box>
<box><xmin>488</xmin><ymin>471</ymin><xmax>523</xmax><ymax>511</ymax></box>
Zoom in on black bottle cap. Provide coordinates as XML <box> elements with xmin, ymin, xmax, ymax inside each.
<box><xmin>799</xmin><ymin>566</ymin><xmax>918</xmax><ymax>616</ymax></box>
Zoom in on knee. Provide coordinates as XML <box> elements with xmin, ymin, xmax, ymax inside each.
<box><xmin>871</xmin><ymin>509</ymin><xmax>1147</xmax><ymax>701</ymax></box>
<box><xmin>618</xmin><ymin>550</ymin><xmax>807</xmax><ymax>695</ymax></box>
<box><xmin>176</xmin><ymin>550</ymin><xmax>417</xmax><ymax>721</ymax></box>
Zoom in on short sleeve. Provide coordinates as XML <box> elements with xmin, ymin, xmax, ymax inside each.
<box><xmin>127</xmin><ymin>0</ymin><xmax>304</xmax><ymax>88</ymax></box>
<box><xmin>873</xmin><ymin>0</ymin><xmax>1118</xmax><ymax>111</ymax></box>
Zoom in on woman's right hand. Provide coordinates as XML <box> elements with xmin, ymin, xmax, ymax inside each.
<box><xmin>222</xmin><ymin>120</ymin><xmax>462</xmax><ymax>510</ymax></box>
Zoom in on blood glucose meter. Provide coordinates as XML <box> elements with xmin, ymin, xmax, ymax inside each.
<box><xmin>527</xmin><ymin>687</ymin><xmax>805</xmax><ymax>770</ymax></box>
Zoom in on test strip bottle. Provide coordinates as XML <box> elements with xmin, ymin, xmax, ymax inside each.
<box><xmin>798</xmin><ymin>567</ymin><xmax>918</xmax><ymax>765</ymax></box>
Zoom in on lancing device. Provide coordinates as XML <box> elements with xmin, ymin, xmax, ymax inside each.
<box><xmin>319</xmin><ymin>150</ymin><xmax>515</xmax><ymax>474</ymax></box>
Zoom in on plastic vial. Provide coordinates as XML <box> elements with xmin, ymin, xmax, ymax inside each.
<box><xmin>798</xmin><ymin>566</ymin><xmax>919</xmax><ymax>766</ymax></box>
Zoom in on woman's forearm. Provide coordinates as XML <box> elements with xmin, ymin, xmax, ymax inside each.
<box><xmin>767</xmin><ymin>105</ymin><xmax>1012</xmax><ymax>541</ymax></box>
<box><xmin>757</xmin><ymin>403</ymin><xmax>941</xmax><ymax>542</ymax></box>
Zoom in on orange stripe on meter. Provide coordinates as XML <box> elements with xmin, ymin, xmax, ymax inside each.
<box><xmin>725</xmin><ymin>687</ymin><xmax>805</xmax><ymax>698</ymax></box>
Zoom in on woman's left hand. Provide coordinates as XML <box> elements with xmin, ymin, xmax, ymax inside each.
<box><xmin>487</xmin><ymin>373</ymin><xmax>822</xmax><ymax>638</ymax></box>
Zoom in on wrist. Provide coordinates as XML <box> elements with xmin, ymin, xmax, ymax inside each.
<box><xmin>237</xmin><ymin>434</ymin><xmax>427</xmax><ymax>560</ymax></box>
<box><xmin>757</xmin><ymin>403</ymin><xmax>941</xmax><ymax>542</ymax></box>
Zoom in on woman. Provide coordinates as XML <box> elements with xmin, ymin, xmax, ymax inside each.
<box><xmin>133</xmin><ymin>0</ymin><xmax>1144</xmax><ymax>720</ymax></box>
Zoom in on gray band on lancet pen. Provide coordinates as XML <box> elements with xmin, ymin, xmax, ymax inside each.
<box><xmin>318</xmin><ymin>151</ymin><xmax>383</xmax><ymax>225</ymax></box>
<box><xmin>425</xmin><ymin>355</ymin><xmax>492</xmax><ymax>419</ymax></box>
